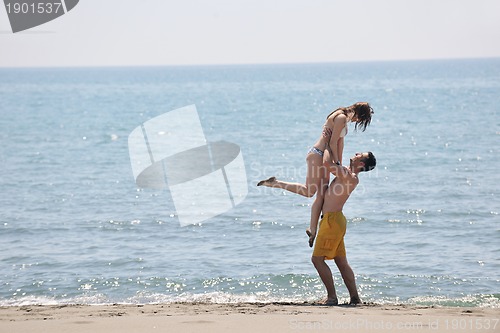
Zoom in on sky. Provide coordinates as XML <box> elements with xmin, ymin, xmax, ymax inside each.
<box><xmin>1</xmin><ymin>0</ymin><xmax>500</xmax><ymax>67</ymax></box>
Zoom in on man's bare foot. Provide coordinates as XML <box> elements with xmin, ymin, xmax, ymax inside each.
<box><xmin>317</xmin><ymin>297</ymin><xmax>338</xmax><ymax>306</ymax></box>
<box><xmin>306</xmin><ymin>229</ymin><xmax>315</xmax><ymax>248</ymax></box>
<box><xmin>349</xmin><ymin>296</ymin><xmax>361</xmax><ymax>305</ymax></box>
<box><xmin>257</xmin><ymin>176</ymin><xmax>276</xmax><ymax>187</ymax></box>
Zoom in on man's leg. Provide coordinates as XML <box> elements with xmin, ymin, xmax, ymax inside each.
<box><xmin>334</xmin><ymin>256</ymin><xmax>361</xmax><ymax>304</ymax></box>
<box><xmin>311</xmin><ymin>256</ymin><xmax>338</xmax><ymax>305</ymax></box>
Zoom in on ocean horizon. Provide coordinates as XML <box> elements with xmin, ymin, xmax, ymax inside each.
<box><xmin>1</xmin><ymin>56</ymin><xmax>499</xmax><ymax>69</ymax></box>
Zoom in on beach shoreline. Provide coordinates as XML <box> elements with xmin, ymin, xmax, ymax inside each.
<box><xmin>1</xmin><ymin>302</ymin><xmax>499</xmax><ymax>333</ymax></box>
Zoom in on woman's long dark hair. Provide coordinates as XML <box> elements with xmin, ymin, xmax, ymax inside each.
<box><xmin>327</xmin><ymin>102</ymin><xmax>373</xmax><ymax>132</ymax></box>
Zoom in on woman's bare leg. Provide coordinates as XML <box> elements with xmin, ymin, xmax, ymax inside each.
<box><xmin>306</xmin><ymin>182</ymin><xmax>328</xmax><ymax>247</ymax></box>
<box><xmin>257</xmin><ymin>177</ymin><xmax>313</xmax><ymax>197</ymax></box>
<box><xmin>306</xmin><ymin>161</ymin><xmax>329</xmax><ymax>246</ymax></box>
<box><xmin>257</xmin><ymin>153</ymin><xmax>324</xmax><ymax>198</ymax></box>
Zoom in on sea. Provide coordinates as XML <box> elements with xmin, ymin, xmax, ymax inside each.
<box><xmin>0</xmin><ymin>59</ymin><xmax>499</xmax><ymax>307</ymax></box>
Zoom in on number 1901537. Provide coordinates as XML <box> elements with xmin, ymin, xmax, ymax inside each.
<box><xmin>5</xmin><ymin>2</ymin><xmax>63</xmax><ymax>14</ymax></box>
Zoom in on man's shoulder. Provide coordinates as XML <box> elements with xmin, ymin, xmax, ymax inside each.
<box><xmin>338</xmin><ymin>166</ymin><xmax>355</xmax><ymax>177</ymax></box>
<box><xmin>343</xmin><ymin>168</ymin><xmax>359</xmax><ymax>184</ymax></box>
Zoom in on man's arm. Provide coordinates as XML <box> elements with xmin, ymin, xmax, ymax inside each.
<box><xmin>323</xmin><ymin>149</ymin><xmax>348</xmax><ymax>178</ymax></box>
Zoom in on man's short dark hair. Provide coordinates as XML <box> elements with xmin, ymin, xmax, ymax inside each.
<box><xmin>361</xmin><ymin>152</ymin><xmax>376</xmax><ymax>172</ymax></box>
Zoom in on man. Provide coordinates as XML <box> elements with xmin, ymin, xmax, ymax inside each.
<box><xmin>308</xmin><ymin>150</ymin><xmax>376</xmax><ymax>305</ymax></box>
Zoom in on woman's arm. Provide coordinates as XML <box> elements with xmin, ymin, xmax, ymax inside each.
<box><xmin>337</xmin><ymin>137</ymin><xmax>344</xmax><ymax>166</ymax></box>
<box><xmin>325</xmin><ymin>114</ymin><xmax>346</xmax><ymax>165</ymax></box>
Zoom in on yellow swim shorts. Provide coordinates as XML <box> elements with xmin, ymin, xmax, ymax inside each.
<box><xmin>312</xmin><ymin>211</ymin><xmax>347</xmax><ymax>260</ymax></box>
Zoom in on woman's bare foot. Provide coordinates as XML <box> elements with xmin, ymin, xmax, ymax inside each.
<box><xmin>306</xmin><ymin>229</ymin><xmax>316</xmax><ymax>248</ymax></box>
<box><xmin>257</xmin><ymin>176</ymin><xmax>276</xmax><ymax>187</ymax></box>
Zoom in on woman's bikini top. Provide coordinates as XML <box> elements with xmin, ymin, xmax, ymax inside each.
<box><xmin>326</xmin><ymin>112</ymin><xmax>348</xmax><ymax>138</ymax></box>
<box><xmin>340</xmin><ymin>123</ymin><xmax>348</xmax><ymax>137</ymax></box>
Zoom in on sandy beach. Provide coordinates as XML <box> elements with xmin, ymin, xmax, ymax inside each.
<box><xmin>1</xmin><ymin>302</ymin><xmax>498</xmax><ymax>333</ymax></box>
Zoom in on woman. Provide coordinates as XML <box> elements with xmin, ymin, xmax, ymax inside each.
<box><xmin>257</xmin><ymin>102</ymin><xmax>373</xmax><ymax>246</ymax></box>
